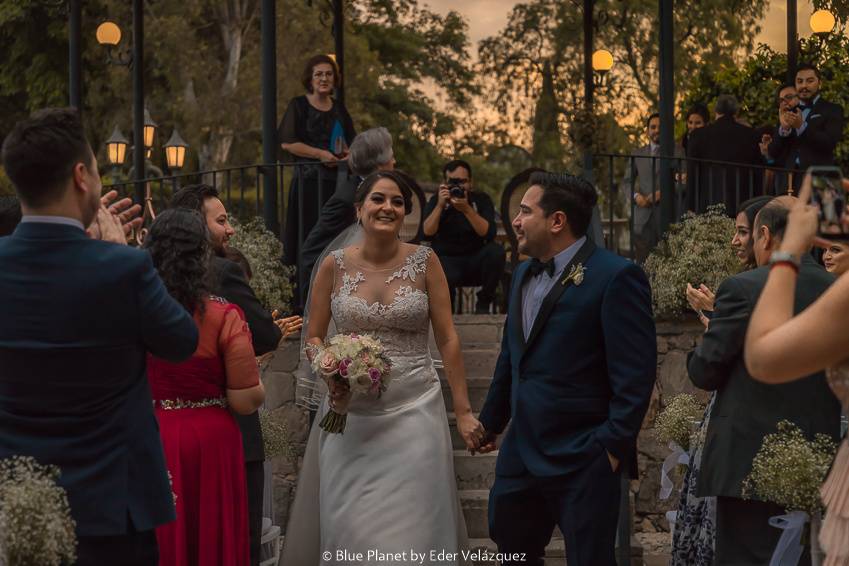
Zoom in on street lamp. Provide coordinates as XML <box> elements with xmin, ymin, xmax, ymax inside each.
<box><xmin>164</xmin><ymin>129</ymin><xmax>189</xmax><ymax>170</ymax></box>
<box><xmin>105</xmin><ymin>125</ymin><xmax>129</xmax><ymax>166</ymax></box>
<box><xmin>810</xmin><ymin>9</ymin><xmax>836</xmax><ymax>35</ymax></box>
<box><xmin>95</xmin><ymin>20</ymin><xmax>131</xmax><ymax>66</ymax></box>
<box><xmin>592</xmin><ymin>49</ymin><xmax>614</xmax><ymax>86</ymax></box>
<box><xmin>143</xmin><ymin>108</ymin><xmax>157</xmax><ymax>149</ymax></box>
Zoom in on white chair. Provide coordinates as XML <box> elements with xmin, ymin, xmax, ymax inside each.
<box><xmin>259</xmin><ymin>518</ymin><xmax>281</xmax><ymax>566</ymax></box>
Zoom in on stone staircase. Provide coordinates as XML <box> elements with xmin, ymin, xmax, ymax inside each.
<box><xmin>430</xmin><ymin>315</ymin><xmax>566</xmax><ymax>565</ymax></box>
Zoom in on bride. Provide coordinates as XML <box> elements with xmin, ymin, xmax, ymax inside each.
<box><xmin>282</xmin><ymin>170</ymin><xmax>485</xmax><ymax>565</ymax></box>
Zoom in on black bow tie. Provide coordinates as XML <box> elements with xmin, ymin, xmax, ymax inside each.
<box><xmin>529</xmin><ymin>258</ymin><xmax>556</xmax><ymax>277</ymax></box>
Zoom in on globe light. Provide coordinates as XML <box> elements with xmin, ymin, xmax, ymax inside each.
<box><xmin>810</xmin><ymin>10</ymin><xmax>836</xmax><ymax>35</ymax></box>
<box><xmin>96</xmin><ymin>21</ymin><xmax>122</xmax><ymax>46</ymax></box>
<box><xmin>592</xmin><ymin>49</ymin><xmax>614</xmax><ymax>73</ymax></box>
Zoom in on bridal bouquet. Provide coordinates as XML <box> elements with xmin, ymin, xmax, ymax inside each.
<box><xmin>654</xmin><ymin>393</ymin><xmax>705</xmax><ymax>452</ymax></box>
<box><xmin>307</xmin><ymin>333</ymin><xmax>393</xmax><ymax>433</ymax></box>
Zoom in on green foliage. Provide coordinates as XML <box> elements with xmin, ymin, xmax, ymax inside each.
<box><xmin>743</xmin><ymin>420</ymin><xmax>837</xmax><ymax>513</ymax></box>
<box><xmin>644</xmin><ymin>205</ymin><xmax>739</xmax><ymax>320</ymax></box>
<box><xmin>228</xmin><ymin>217</ymin><xmax>294</xmax><ymax>313</ymax></box>
<box><xmin>680</xmin><ymin>32</ymin><xmax>849</xmax><ymax>169</ymax></box>
<box><xmin>477</xmin><ymin>0</ymin><xmax>768</xmax><ymax>160</ymax></box>
<box><xmin>654</xmin><ymin>394</ymin><xmax>705</xmax><ymax>452</ymax></box>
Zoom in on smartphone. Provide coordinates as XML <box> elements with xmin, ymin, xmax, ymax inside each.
<box><xmin>807</xmin><ymin>166</ymin><xmax>847</xmax><ymax>239</ymax></box>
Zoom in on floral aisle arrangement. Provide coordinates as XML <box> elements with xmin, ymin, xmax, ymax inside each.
<box><xmin>306</xmin><ymin>333</ymin><xmax>393</xmax><ymax>434</ymax></box>
<box><xmin>0</xmin><ymin>456</ymin><xmax>76</xmax><ymax>566</ymax></box>
<box><xmin>259</xmin><ymin>410</ymin><xmax>297</xmax><ymax>464</ymax></box>
<box><xmin>743</xmin><ymin>421</ymin><xmax>838</xmax><ymax>566</ymax></box>
<box><xmin>654</xmin><ymin>394</ymin><xmax>706</xmax><ymax>501</ymax></box>
<box><xmin>644</xmin><ymin>204</ymin><xmax>738</xmax><ymax>320</ymax></box>
<box><xmin>228</xmin><ymin>217</ymin><xmax>294</xmax><ymax>313</ymax></box>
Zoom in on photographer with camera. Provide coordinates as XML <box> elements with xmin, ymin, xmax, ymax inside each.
<box><xmin>423</xmin><ymin>159</ymin><xmax>505</xmax><ymax>314</ymax></box>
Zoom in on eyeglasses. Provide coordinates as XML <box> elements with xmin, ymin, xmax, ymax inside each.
<box><xmin>780</xmin><ymin>94</ymin><xmax>799</xmax><ymax>102</ymax></box>
<box><xmin>313</xmin><ymin>71</ymin><xmax>334</xmax><ymax>79</ymax></box>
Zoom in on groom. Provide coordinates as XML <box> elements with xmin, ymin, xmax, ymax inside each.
<box><xmin>478</xmin><ymin>172</ymin><xmax>656</xmax><ymax>566</ymax></box>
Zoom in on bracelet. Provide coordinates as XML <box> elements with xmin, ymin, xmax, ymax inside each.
<box><xmin>770</xmin><ymin>260</ymin><xmax>799</xmax><ymax>274</ymax></box>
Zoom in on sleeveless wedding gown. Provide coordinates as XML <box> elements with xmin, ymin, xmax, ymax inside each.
<box><xmin>282</xmin><ymin>245</ymin><xmax>469</xmax><ymax>566</ymax></box>
<box><xmin>820</xmin><ymin>362</ymin><xmax>849</xmax><ymax>565</ymax></box>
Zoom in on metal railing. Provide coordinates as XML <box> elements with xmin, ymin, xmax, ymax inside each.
<box><xmin>104</xmin><ymin>160</ymin><xmax>427</xmax><ymax>311</ymax></box>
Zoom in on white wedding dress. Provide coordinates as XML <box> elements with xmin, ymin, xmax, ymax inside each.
<box><xmin>282</xmin><ymin>245</ymin><xmax>468</xmax><ymax>566</ymax></box>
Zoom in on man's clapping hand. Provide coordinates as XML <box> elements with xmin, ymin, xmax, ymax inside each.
<box><xmin>86</xmin><ymin>190</ymin><xmax>143</xmax><ymax>243</ymax></box>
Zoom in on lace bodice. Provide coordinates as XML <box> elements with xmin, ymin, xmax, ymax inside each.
<box><xmin>330</xmin><ymin>245</ymin><xmax>432</xmax><ymax>358</ymax></box>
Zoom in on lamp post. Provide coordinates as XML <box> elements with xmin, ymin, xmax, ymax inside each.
<box><xmin>143</xmin><ymin>108</ymin><xmax>158</xmax><ymax>150</ymax></box>
<box><xmin>788</xmin><ymin>0</ymin><xmax>798</xmax><ymax>83</ymax></box>
<box><xmin>105</xmin><ymin>125</ymin><xmax>129</xmax><ymax>177</ymax></box>
<box><xmin>582</xmin><ymin>0</ymin><xmax>595</xmax><ymax>182</ymax></box>
<box><xmin>69</xmin><ymin>0</ymin><xmax>81</xmax><ymax>111</ymax></box>
<box><xmin>592</xmin><ymin>49</ymin><xmax>614</xmax><ymax>86</ymax></box>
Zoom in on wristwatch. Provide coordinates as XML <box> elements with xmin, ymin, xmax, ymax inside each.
<box><xmin>768</xmin><ymin>251</ymin><xmax>800</xmax><ymax>268</ymax></box>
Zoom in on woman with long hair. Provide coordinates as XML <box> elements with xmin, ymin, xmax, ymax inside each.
<box><xmin>144</xmin><ymin>208</ymin><xmax>266</xmax><ymax>566</ymax></box>
<box><xmin>283</xmin><ymin>170</ymin><xmax>482</xmax><ymax>565</ymax></box>
<box><xmin>745</xmin><ymin>175</ymin><xmax>849</xmax><ymax>563</ymax></box>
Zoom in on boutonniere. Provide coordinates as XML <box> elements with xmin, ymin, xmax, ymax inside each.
<box><xmin>561</xmin><ymin>263</ymin><xmax>585</xmax><ymax>287</ymax></box>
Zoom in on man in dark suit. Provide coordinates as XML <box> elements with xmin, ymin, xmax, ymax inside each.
<box><xmin>686</xmin><ymin>95</ymin><xmax>763</xmax><ymax>215</ymax></box>
<box><xmin>0</xmin><ymin>108</ymin><xmax>199</xmax><ymax>566</ymax></box>
<box><xmin>769</xmin><ymin>64</ymin><xmax>845</xmax><ymax>186</ymax></box>
<box><xmin>622</xmin><ymin>113</ymin><xmax>662</xmax><ymax>263</ymax></box>
<box><xmin>170</xmin><ymin>184</ymin><xmax>283</xmax><ymax>566</ymax></box>
<box><xmin>688</xmin><ymin>196</ymin><xmax>840</xmax><ymax>564</ymax></box>
<box><xmin>299</xmin><ymin>126</ymin><xmax>395</xmax><ymax>291</ymax></box>
<box><xmin>478</xmin><ymin>172</ymin><xmax>657</xmax><ymax>565</ymax></box>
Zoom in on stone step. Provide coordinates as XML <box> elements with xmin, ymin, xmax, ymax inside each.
<box><xmin>435</xmin><ymin>347</ymin><xmax>499</xmax><ymax>379</ymax></box>
<box><xmin>460</xmin><ymin>490</ymin><xmax>563</xmax><ymax>542</ymax></box>
<box><xmin>442</xmin><ymin>377</ymin><xmax>492</xmax><ymax>414</ymax></box>
<box><xmin>453</xmin><ymin>449</ymin><xmax>497</xmax><ymax>490</ymax></box>
<box><xmin>466</xmin><ymin>538</ymin><xmax>565</xmax><ymax>565</ymax></box>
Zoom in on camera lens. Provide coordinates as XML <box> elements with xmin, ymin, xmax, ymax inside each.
<box><xmin>449</xmin><ymin>187</ymin><xmax>465</xmax><ymax>199</ymax></box>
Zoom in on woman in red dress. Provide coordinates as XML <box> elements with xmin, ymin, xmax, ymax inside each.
<box><xmin>143</xmin><ymin>208</ymin><xmax>266</xmax><ymax>566</ymax></box>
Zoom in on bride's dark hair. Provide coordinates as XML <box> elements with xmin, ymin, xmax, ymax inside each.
<box><xmin>354</xmin><ymin>170</ymin><xmax>414</xmax><ymax>215</ymax></box>
<box><xmin>143</xmin><ymin>208</ymin><xmax>210</xmax><ymax>315</ymax></box>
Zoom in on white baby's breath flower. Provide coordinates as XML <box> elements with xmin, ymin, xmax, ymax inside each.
<box><xmin>654</xmin><ymin>394</ymin><xmax>704</xmax><ymax>451</ymax></box>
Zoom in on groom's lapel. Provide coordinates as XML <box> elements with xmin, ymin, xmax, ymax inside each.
<box><xmin>511</xmin><ymin>261</ymin><xmax>532</xmax><ymax>352</ymax></box>
<box><xmin>523</xmin><ymin>239</ymin><xmax>596</xmax><ymax>354</ymax></box>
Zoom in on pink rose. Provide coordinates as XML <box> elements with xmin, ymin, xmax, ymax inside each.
<box><xmin>368</xmin><ymin>367</ymin><xmax>382</xmax><ymax>384</ymax></box>
<box><xmin>319</xmin><ymin>352</ymin><xmax>339</xmax><ymax>375</ymax></box>
<box><xmin>339</xmin><ymin>358</ymin><xmax>352</xmax><ymax>371</ymax></box>
<box><xmin>339</xmin><ymin>365</ymin><xmax>349</xmax><ymax>377</ymax></box>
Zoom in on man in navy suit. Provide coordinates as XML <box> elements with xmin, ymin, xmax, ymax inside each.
<box><xmin>0</xmin><ymin>108</ymin><xmax>199</xmax><ymax>566</ymax></box>
<box><xmin>478</xmin><ymin>172</ymin><xmax>656</xmax><ymax>566</ymax></box>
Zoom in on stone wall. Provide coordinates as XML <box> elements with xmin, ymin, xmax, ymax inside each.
<box><xmin>260</xmin><ymin>339</ymin><xmax>311</xmax><ymax>531</ymax></box>
<box><xmin>634</xmin><ymin>319</ymin><xmax>708</xmax><ymax>534</ymax></box>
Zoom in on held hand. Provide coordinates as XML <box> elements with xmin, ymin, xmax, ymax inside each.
<box><xmin>653</xmin><ymin>190</ymin><xmax>661</xmax><ymax>203</ymax></box>
<box><xmin>634</xmin><ymin>194</ymin><xmax>648</xmax><ymax>208</ymax></box>
<box><xmin>456</xmin><ymin>411</ymin><xmax>485</xmax><ymax>453</ymax></box>
<box><xmin>780</xmin><ymin>173</ymin><xmax>824</xmax><ymax>256</ymax></box>
<box><xmin>478</xmin><ymin>431</ymin><xmax>498</xmax><ymax>454</ymax></box>
<box><xmin>759</xmin><ymin>134</ymin><xmax>773</xmax><ymax>158</ymax></box>
<box><xmin>326</xmin><ymin>378</ymin><xmax>352</xmax><ymax>413</ymax></box>
<box><xmin>437</xmin><ymin>186</ymin><xmax>451</xmax><ymax>207</ymax></box>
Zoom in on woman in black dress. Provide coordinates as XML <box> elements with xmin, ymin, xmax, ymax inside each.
<box><xmin>279</xmin><ymin>54</ymin><xmax>356</xmax><ymax>276</ymax></box>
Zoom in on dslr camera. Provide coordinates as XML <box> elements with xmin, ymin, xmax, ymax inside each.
<box><xmin>447</xmin><ymin>178</ymin><xmax>466</xmax><ymax>199</ymax></box>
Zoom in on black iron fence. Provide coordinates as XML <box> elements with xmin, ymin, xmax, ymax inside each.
<box><xmin>104</xmin><ymin>161</ymin><xmax>427</xmax><ymax>310</ymax></box>
<box><xmin>594</xmin><ymin>153</ymin><xmax>798</xmax><ymax>260</ymax></box>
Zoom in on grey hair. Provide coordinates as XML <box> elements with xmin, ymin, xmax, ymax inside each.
<box><xmin>715</xmin><ymin>94</ymin><xmax>740</xmax><ymax>117</ymax></box>
<box><xmin>349</xmin><ymin>127</ymin><xmax>393</xmax><ymax>176</ymax></box>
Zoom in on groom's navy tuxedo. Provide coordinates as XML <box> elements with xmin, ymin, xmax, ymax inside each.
<box><xmin>479</xmin><ymin>239</ymin><xmax>656</xmax><ymax>566</ymax></box>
